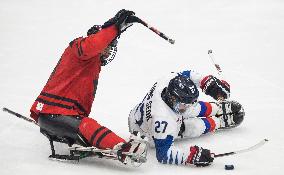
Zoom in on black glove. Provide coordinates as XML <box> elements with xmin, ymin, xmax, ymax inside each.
<box><xmin>201</xmin><ymin>75</ymin><xmax>230</xmax><ymax>101</ymax></box>
<box><xmin>187</xmin><ymin>146</ymin><xmax>214</xmax><ymax>167</ymax></box>
<box><xmin>102</xmin><ymin>9</ymin><xmax>135</xmax><ymax>34</ymax></box>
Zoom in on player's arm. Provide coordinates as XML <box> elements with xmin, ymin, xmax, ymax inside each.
<box><xmin>152</xmin><ymin>118</ymin><xmax>214</xmax><ymax>167</ymax></box>
<box><xmin>69</xmin><ymin>9</ymin><xmax>135</xmax><ymax>61</ymax></box>
<box><xmin>69</xmin><ymin>25</ymin><xmax>118</xmax><ymax>60</ymax></box>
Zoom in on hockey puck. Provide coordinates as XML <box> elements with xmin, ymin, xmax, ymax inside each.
<box><xmin>225</xmin><ymin>165</ymin><xmax>234</xmax><ymax>170</ymax></box>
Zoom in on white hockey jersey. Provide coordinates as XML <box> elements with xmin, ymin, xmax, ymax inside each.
<box><xmin>128</xmin><ymin>70</ymin><xmax>220</xmax><ymax>165</ymax></box>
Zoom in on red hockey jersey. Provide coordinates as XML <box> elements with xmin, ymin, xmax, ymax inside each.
<box><xmin>30</xmin><ymin>25</ymin><xmax>118</xmax><ymax>122</ymax></box>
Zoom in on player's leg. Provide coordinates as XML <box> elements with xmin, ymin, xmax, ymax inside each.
<box><xmin>78</xmin><ymin>117</ymin><xmax>148</xmax><ymax>164</ymax></box>
<box><xmin>181</xmin><ymin>117</ymin><xmax>220</xmax><ymax>138</ymax></box>
<box><xmin>78</xmin><ymin>117</ymin><xmax>125</xmax><ymax>149</ymax></box>
<box><xmin>181</xmin><ymin>101</ymin><xmax>245</xmax><ymax>138</ymax></box>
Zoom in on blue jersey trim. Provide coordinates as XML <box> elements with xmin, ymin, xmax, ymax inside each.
<box><xmin>198</xmin><ymin>101</ymin><xmax>207</xmax><ymax>117</ymax></box>
<box><xmin>202</xmin><ymin>118</ymin><xmax>211</xmax><ymax>134</ymax></box>
<box><xmin>153</xmin><ymin>135</ymin><xmax>174</xmax><ymax>164</ymax></box>
<box><xmin>169</xmin><ymin>151</ymin><xmax>173</xmax><ymax>164</ymax></box>
<box><xmin>175</xmin><ymin>152</ymin><xmax>179</xmax><ymax>165</ymax></box>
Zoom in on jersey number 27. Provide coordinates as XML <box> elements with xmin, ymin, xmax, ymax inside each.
<box><xmin>155</xmin><ymin>121</ymin><xmax>168</xmax><ymax>133</ymax></box>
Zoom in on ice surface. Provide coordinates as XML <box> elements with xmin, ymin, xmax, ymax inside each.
<box><xmin>1</xmin><ymin>0</ymin><xmax>284</xmax><ymax>174</ymax></box>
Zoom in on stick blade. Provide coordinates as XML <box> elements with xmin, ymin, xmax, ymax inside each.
<box><xmin>169</xmin><ymin>39</ymin><xmax>175</xmax><ymax>44</ymax></box>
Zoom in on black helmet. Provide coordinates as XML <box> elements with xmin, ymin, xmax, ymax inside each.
<box><xmin>162</xmin><ymin>75</ymin><xmax>199</xmax><ymax>112</ymax></box>
<box><xmin>87</xmin><ymin>25</ymin><xmax>118</xmax><ymax>66</ymax></box>
<box><xmin>87</xmin><ymin>25</ymin><xmax>101</xmax><ymax>36</ymax></box>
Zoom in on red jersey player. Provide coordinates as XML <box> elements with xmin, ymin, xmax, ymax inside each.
<box><xmin>30</xmin><ymin>9</ymin><xmax>147</xmax><ymax>165</ymax></box>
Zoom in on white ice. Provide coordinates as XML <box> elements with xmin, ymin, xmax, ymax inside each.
<box><xmin>1</xmin><ymin>0</ymin><xmax>284</xmax><ymax>174</ymax></box>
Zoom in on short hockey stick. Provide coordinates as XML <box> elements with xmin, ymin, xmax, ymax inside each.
<box><xmin>213</xmin><ymin>139</ymin><xmax>269</xmax><ymax>158</ymax></box>
<box><xmin>207</xmin><ymin>49</ymin><xmax>231</xmax><ymax>102</ymax></box>
<box><xmin>2</xmin><ymin>107</ymin><xmax>38</xmax><ymax>126</ymax></box>
<box><xmin>208</xmin><ymin>49</ymin><xmax>222</xmax><ymax>76</ymax></box>
<box><xmin>128</xmin><ymin>16</ymin><xmax>175</xmax><ymax>44</ymax></box>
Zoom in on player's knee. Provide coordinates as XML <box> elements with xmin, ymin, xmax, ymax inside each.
<box><xmin>183</xmin><ymin>119</ymin><xmax>205</xmax><ymax>138</ymax></box>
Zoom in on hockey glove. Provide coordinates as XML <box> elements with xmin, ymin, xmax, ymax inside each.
<box><xmin>115</xmin><ymin>136</ymin><xmax>148</xmax><ymax>165</ymax></box>
<box><xmin>187</xmin><ymin>145</ymin><xmax>214</xmax><ymax>167</ymax></box>
<box><xmin>200</xmin><ymin>75</ymin><xmax>230</xmax><ymax>101</ymax></box>
<box><xmin>102</xmin><ymin>9</ymin><xmax>135</xmax><ymax>34</ymax></box>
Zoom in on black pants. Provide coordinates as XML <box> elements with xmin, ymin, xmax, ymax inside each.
<box><xmin>38</xmin><ymin>114</ymin><xmax>89</xmax><ymax>146</ymax></box>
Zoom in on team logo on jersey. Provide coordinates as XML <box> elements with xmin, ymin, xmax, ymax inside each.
<box><xmin>36</xmin><ymin>102</ymin><xmax>44</xmax><ymax>111</ymax></box>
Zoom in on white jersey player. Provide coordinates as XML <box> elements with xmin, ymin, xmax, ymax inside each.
<box><xmin>128</xmin><ymin>70</ymin><xmax>245</xmax><ymax>167</ymax></box>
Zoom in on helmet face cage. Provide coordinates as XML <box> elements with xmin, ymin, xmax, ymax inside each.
<box><xmin>170</xmin><ymin>90</ymin><xmax>198</xmax><ymax>114</ymax></box>
<box><xmin>100</xmin><ymin>39</ymin><xmax>118</xmax><ymax>66</ymax></box>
